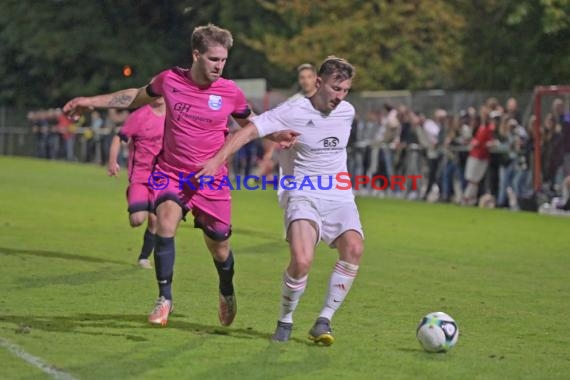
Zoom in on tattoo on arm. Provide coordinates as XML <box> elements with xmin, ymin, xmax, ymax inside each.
<box><xmin>108</xmin><ymin>94</ymin><xmax>133</xmax><ymax>107</ymax></box>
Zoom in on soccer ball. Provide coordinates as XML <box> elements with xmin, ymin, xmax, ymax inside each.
<box><xmin>416</xmin><ymin>312</ymin><xmax>459</xmax><ymax>353</ymax></box>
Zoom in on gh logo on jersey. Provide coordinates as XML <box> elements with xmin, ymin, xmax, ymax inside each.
<box><xmin>319</xmin><ymin>137</ymin><xmax>340</xmax><ymax>148</ymax></box>
<box><xmin>208</xmin><ymin>95</ymin><xmax>223</xmax><ymax>111</ymax></box>
<box><xmin>174</xmin><ymin>102</ymin><xmax>192</xmax><ymax>121</ymax></box>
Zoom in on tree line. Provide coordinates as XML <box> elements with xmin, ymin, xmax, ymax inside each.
<box><xmin>1</xmin><ymin>0</ymin><xmax>568</xmax><ymax>108</ymax></box>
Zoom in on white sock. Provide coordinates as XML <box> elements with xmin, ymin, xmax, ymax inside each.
<box><xmin>319</xmin><ymin>260</ymin><xmax>359</xmax><ymax>321</ymax></box>
<box><xmin>278</xmin><ymin>271</ymin><xmax>307</xmax><ymax>323</ymax></box>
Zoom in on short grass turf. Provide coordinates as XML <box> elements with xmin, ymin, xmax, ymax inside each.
<box><xmin>0</xmin><ymin>156</ymin><xmax>569</xmax><ymax>380</ymax></box>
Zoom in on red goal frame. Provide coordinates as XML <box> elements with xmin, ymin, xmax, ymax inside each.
<box><xmin>532</xmin><ymin>85</ymin><xmax>570</xmax><ymax>192</ymax></box>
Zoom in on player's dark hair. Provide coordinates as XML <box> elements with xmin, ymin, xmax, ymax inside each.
<box><xmin>192</xmin><ymin>24</ymin><xmax>233</xmax><ymax>53</ymax></box>
<box><xmin>318</xmin><ymin>56</ymin><xmax>355</xmax><ymax>81</ymax></box>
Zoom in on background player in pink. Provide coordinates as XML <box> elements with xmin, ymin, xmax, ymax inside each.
<box><xmin>107</xmin><ymin>98</ymin><xmax>166</xmax><ymax>269</ymax></box>
<box><xmin>64</xmin><ymin>24</ymin><xmax>296</xmax><ymax>327</ymax></box>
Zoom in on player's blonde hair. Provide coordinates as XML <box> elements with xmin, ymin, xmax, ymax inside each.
<box><xmin>318</xmin><ymin>56</ymin><xmax>355</xmax><ymax>81</ymax></box>
<box><xmin>191</xmin><ymin>24</ymin><xmax>233</xmax><ymax>53</ymax></box>
<box><xmin>297</xmin><ymin>63</ymin><xmax>316</xmax><ymax>74</ymax></box>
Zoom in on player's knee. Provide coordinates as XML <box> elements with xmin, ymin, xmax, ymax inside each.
<box><xmin>291</xmin><ymin>255</ymin><xmax>313</xmax><ymax>276</ymax></box>
<box><xmin>147</xmin><ymin>213</ymin><xmax>158</xmax><ymax>232</ymax></box>
<box><xmin>129</xmin><ymin>213</ymin><xmax>146</xmax><ymax>227</ymax></box>
<box><xmin>157</xmin><ymin>222</ymin><xmax>177</xmax><ymax>237</ymax></box>
<box><xmin>157</xmin><ymin>214</ymin><xmax>178</xmax><ymax>236</ymax></box>
<box><xmin>129</xmin><ymin>219</ymin><xmax>144</xmax><ymax>228</ymax></box>
<box><xmin>344</xmin><ymin>239</ymin><xmax>364</xmax><ymax>262</ymax></box>
<box><xmin>203</xmin><ymin>227</ymin><xmax>231</xmax><ymax>242</ymax></box>
<box><xmin>195</xmin><ymin>215</ymin><xmax>231</xmax><ymax>242</ymax></box>
<box><xmin>157</xmin><ymin>207</ymin><xmax>180</xmax><ymax>222</ymax></box>
<box><xmin>156</xmin><ymin>201</ymin><xmax>182</xmax><ymax>236</ymax></box>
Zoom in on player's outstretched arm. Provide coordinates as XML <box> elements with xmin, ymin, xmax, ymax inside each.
<box><xmin>63</xmin><ymin>86</ymin><xmax>156</xmax><ymax>120</ymax></box>
<box><xmin>196</xmin><ymin>123</ymin><xmax>261</xmax><ymax>178</ymax></box>
<box><xmin>196</xmin><ymin>123</ymin><xmax>300</xmax><ymax>178</ymax></box>
<box><xmin>265</xmin><ymin>131</ymin><xmax>300</xmax><ymax>149</ymax></box>
<box><xmin>107</xmin><ymin>135</ymin><xmax>123</xmax><ymax>177</ymax></box>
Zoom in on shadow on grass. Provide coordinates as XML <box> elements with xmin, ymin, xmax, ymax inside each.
<box><xmin>2</xmin><ymin>313</ymin><xmax>331</xmax><ymax>379</ymax></box>
<box><xmin>397</xmin><ymin>347</ymin><xmax>424</xmax><ymax>353</ymax></box>
<box><xmin>0</xmin><ymin>246</ymin><xmax>128</xmax><ymax>266</ymax></box>
<box><xmin>16</xmin><ymin>268</ymin><xmax>139</xmax><ymax>289</ymax></box>
<box><xmin>0</xmin><ymin>312</ymin><xmax>306</xmax><ymax>344</ymax></box>
<box><xmin>232</xmin><ymin>227</ymin><xmax>283</xmax><ymax>242</ymax></box>
<box><xmin>194</xmin><ymin>341</ymin><xmax>332</xmax><ymax>380</ymax></box>
<box><xmin>397</xmin><ymin>346</ymin><xmax>453</xmax><ymax>360</ymax></box>
<box><xmin>230</xmin><ymin>226</ymin><xmax>288</xmax><ymax>255</ymax></box>
<box><xmin>238</xmin><ymin>241</ymin><xmax>287</xmax><ymax>255</ymax></box>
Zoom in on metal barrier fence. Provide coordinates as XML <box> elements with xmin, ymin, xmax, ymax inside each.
<box><xmin>348</xmin><ymin>90</ymin><xmax>533</xmax><ymax>120</ymax></box>
<box><xmin>346</xmin><ymin>142</ymin><xmax>534</xmax><ymax>205</ymax></box>
<box><xmin>0</xmin><ymin>126</ymin><xmax>118</xmax><ymax>164</ymax></box>
<box><xmin>0</xmin><ymin>88</ymin><xmax>559</xmax><ymax>209</ymax></box>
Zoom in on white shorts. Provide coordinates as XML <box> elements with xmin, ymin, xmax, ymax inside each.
<box><xmin>465</xmin><ymin>156</ymin><xmax>489</xmax><ymax>183</ymax></box>
<box><xmin>284</xmin><ymin>196</ymin><xmax>364</xmax><ymax>247</ymax></box>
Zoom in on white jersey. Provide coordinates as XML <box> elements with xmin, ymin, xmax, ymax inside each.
<box><xmin>286</xmin><ymin>92</ymin><xmax>305</xmax><ymax>103</ymax></box>
<box><xmin>252</xmin><ymin>97</ymin><xmax>355</xmax><ymax>204</ymax></box>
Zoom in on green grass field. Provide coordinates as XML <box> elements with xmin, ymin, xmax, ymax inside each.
<box><xmin>0</xmin><ymin>156</ymin><xmax>569</xmax><ymax>379</ymax></box>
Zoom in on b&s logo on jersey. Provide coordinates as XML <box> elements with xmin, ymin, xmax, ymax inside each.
<box><xmin>208</xmin><ymin>95</ymin><xmax>223</xmax><ymax>111</ymax></box>
<box><xmin>311</xmin><ymin>136</ymin><xmax>343</xmax><ymax>153</ymax></box>
<box><xmin>320</xmin><ymin>137</ymin><xmax>340</xmax><ymax>148</ymax></box>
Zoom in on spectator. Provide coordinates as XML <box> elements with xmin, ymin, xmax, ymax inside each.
<box><xmin>496</xmin><ymin>118</ymin><xmax>518</xmax><ymax>208</ymax></box>
<box><xmin>541</xmin><ymin>113</ymin><xmax>560</xmax><ymax>192</ymax></box>
<box><xmin>462</xmin><ymin>105</ymin><xmax>497</xmax><ymax>206</ymax></box>
<box><xmin>421</xmin><ymin>110</ymin><xmax>444</xmax><ymax>201</ymax></box>
<box><xmin>403</xmin><ymin>111</ymin><xmax>424</xmax><ymax>199</ymax></box>
<box><xmin>456</xmin><ymin>109</ymin><xmax>473</xmax><ymax>189</ymax></box>
<box><xmin>379</xmin><ymin>104</ymin><xmax>401</xmax><ymax>190</ymax></box>
<box><xmin>550</xmin><ymin>98</ymin><xmax>566</xmax><ymax>193</ymax></box>
<box><xmin>29</xmin><ymin>111</ymin><xmax>49</xmax><ymax>159</ymax></box>
<box><xmin>56</xmin><ymin>108</ymin><xmax>75</xmax><ymax>161</ymax></box>
<box><xmin>511</xmin><ymin>122</ymin><xmax>530</xmax><ymax>200</ymax></box>
<box><xmin>505</xmin><ymin>97</ymin><xmax>522</xmax><ymax>124</ymax></box>
<box><xmin>486</xmin><ymin>109</ymin><xmax>504</xmax><ymax>199</ymax></box>
<box><xmin>441</xmin><ymin>114</ymin><xmax>464</xmax><ymax>203</ymax></box>
<box><xmin>559</xmin><ymin>109</ymin><xmax>570</xmax><ymax>210</ymax></box>
<box><xmin>486</xmin><ymin>97</ymin><xmax>503</xmax><ymax>114</ymax></box>
<box><xmin>395</xmin><ymin>105</ymin><xmax>413</xmax><ymax>176</ymax></box>
<box><xmin>87</xmin><ymin>110</ymin><xmax>104</xmax><ymax>163</ymax></box>
<box><xmin>47</xmin><ymin>108</ymin><xmax>60</xmax><ymax>160</ymax></box>
<box><xmin>361</xmin><ymin>111</ymin><xmax>381</xmax><ymax>189</ymax></box>
<box><xmin>545</xmin><ymin>98</ymin><xmax>570</xmax><ymax>208</ymax></box>
<box><xmin>102</xmin><ymin>109</ymin><xmax>129</xmax><ymax>165</ymax></box>
<box><xmin>346</xmin><ymin>114</ymin><xmax>360</xmax><ymax>179</ymax></box>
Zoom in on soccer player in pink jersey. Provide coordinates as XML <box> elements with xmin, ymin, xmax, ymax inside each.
<box><xmin>64</xmin><ymin>24</ymin><xmax>297</xmax><ymax>327</ymax></box>
<box><xmin>107</xmin><ymin>98</ymin><xmax>166</xmax><ymax>269</ymax></box>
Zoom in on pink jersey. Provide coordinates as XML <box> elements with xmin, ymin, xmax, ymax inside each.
<box><xmin>119</xmin><ymin>105</ymin><xmax>165</xmax><ymax>183</ymax></box>
<box><xmin>148</xmin><ymin>67</ymin><xmax>251</xmax><ymax>174</ymax></box>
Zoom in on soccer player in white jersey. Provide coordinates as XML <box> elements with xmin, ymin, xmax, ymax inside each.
<box><xmin>197</xmin><ymin>56</ymin><xmax>363</xmax><ymax>345</ymax></box>
<box><xmin>272</xmin><ymin>63</ymin><xmax>319</xmax><ymax>209</ymax></box>
<box><xmin>258</xmin><ymin>63</ymin><xmax>317</xmax><ymax>184</ymax></box>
